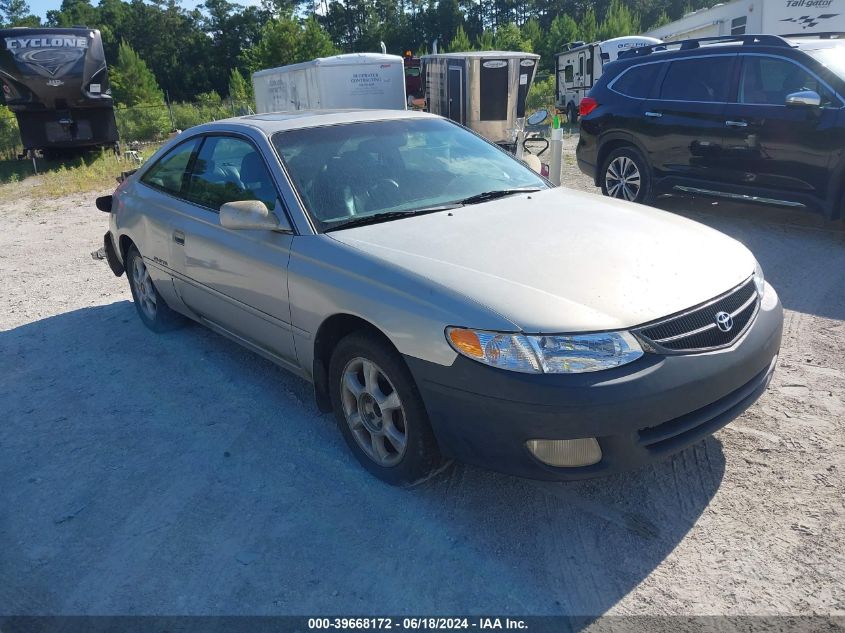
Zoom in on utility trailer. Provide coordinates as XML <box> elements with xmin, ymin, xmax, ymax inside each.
<box><xmin>421</xmin><ymin>51</ymin><xmax>539</xmax><ymax>153</ymax></box>
<box><xmin>644</xmin><ymin>0</ymin><xmax>845</xmax><ymax>42</ymax></box>
<box><xmin>0</xmin><ymin>27</ymin><xmax>118</xmax><ymax>157</ymax></box>
<box><xmin>252</xmin><ymin>53</ymin><xmax>407</xmax><ymax>113</ymax></box>
<box><xmin>555</xmin><ymin>36</ymin><xmax>662</xmax><ymax>122</ymax></box>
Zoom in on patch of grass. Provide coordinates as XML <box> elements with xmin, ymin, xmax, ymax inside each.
<box><xmin>0</xmin><ymin>145</ymin><xmax>162</xmax><ymax>197</ymax></box>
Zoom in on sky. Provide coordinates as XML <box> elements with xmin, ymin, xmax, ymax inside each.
<box><xmin>24</xmin><ymin>0</ymin><xmax>257</xmax><ymax>20</ymax></box>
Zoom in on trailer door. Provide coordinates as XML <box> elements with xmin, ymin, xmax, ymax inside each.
<box><xmin>447</xmin><ymin>64</ymin><xmax>464</xmax><ymax>123</ymax></box>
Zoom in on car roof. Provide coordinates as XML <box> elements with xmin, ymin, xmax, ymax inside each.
<box><xmin>614</xmin><ymin>36</ymin><xmax>845</xmax><ymax>65</ymax></box>
<box><xmin>194</xmin><ymin>109</ymin><xmax>438</xmax><ymax>135</ymax></box>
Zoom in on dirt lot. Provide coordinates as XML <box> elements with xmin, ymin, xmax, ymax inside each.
<box><xmin>1</xmin><ymin>141</ymin><xmax>844</xmax><ymax>620</ymax></box>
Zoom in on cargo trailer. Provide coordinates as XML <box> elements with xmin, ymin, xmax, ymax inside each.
<box><xmin>252</xmin><ymin>53</ymin><xmax>407</xmax><ymax>113</ymax></box>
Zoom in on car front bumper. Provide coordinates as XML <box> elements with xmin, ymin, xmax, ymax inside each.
<box><xmin>405</xmin><ymin>284</ymin><xmax>783</xmax><ymax>481</ymax></box>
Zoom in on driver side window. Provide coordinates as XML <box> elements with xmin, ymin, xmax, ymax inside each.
<box><xmin>738</xmin><ymin>56</ymin><xmax>833</xmax><ymax>106</ymax></box>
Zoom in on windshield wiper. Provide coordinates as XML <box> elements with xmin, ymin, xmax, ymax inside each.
<box><xmin>457</xmin><ymin>187</ymin><xmax>543</xmax><ymax>206</ymax></box>
<box><xmin>324</xmin><ymin>205</ymin><xmax>461</xmax><ymax>232</ymax></box>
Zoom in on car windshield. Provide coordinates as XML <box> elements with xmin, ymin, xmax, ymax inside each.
<box><xmin>806</xmin><ymin>46</ymin><xmax>845</xmax><ymax>81</ymax></box>
<box><xmin>271</xmin><ymin>118</ymin><xmax>548</xmax><ymax>231</ymax></box>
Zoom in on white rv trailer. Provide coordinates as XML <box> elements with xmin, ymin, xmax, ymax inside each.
<box><xmin>555</xmin><ymin>36</ymin><xmax>662</xmax><ymax>121</ymax></box>
<box><xmin>252</xmin><ymin>53</ymin><xmax>406</xmax><ymax>113</ymax></box>
<box><xmin>644</xmin><ymin>0</ymin><xmax>845</xmax><ymax>42</ymax></box>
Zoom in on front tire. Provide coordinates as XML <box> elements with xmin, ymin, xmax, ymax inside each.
<box><xmin>328</xmin><ymin>331</ymin><xmax>442</xmax><ymax>486</ymax></box>
<box><xmin>600</xmin><ymin>146</ymin><xmax>653</xmax><ymax>204</ymax></box>
<box><xmin>125</xmin><ymin>245</ymin><xmax>184</xmax><ymax>332</ymax></box>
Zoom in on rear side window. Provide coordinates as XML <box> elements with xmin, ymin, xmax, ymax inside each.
<box><xmin>186</xmin><ymin>136</ymin><xmax>278</xmax><ymax>212</ymax></box>
<box><xmin>611</xmin><ymin>63</ymin><xmax>662</xmax><ymax>98</ymax></box>
<box><xmin>140</xmin><ymin>138</ymin><xmax>201</xmax><ymax>196</ymax></box>
<box><xmin>659</xmin><ymin>56</ymin><xmax>734</xmax><ymax>102</ymax></box>
<box><xmin>564</xmin><ymin>64</ymin><xmax>574</xmax><ymax>82</ymax></box>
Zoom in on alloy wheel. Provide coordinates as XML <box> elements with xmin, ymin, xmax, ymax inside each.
<box><xmin>340</xmin><ymin>357</ymin><xmax>407</xmax><ymax>467</ymax></box>
<box><xmin>131</xmin><ymin>256</ymin><xmax>157</xmax><ymax>320</ymax></box>
<box><xmin>605</xmin><ymin>156</ymin><xmax>642</xmax><ymax>201</ymax></box>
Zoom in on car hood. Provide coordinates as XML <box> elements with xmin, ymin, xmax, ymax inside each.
<box><xmin>329</xmin><ymin>187</ymin><xmax>756</xmax><ymax>333</ymax></box>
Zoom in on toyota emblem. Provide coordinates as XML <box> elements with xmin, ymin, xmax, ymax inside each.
<box><xmin>715</xmin><ymin>311</ymin><xmax>733</xmax><ymax>333</ymax></box>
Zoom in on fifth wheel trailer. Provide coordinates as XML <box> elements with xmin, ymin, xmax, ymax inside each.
<box><xmin>252</xmin><ymin>53</ymin><xmax>407</xmax><ymax>113</ymax></box>
<box><xmin>0</xmin><ymin>27</ymin><xmax>118</xmax><ymax>156</ymax></box>
<box><xmin>644</xmin><ymin>0</ymin><xmax>845</xmax><ymax>42</ymax></box>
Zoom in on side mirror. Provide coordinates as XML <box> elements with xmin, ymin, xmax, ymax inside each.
<box><xmin>526</xmin><ymin>109</ymin><xmax>549</xmax><ymax>126</ymax></box>
<box><xmin>95</xmin><ymin>195</ymin><xmax>112</xmax><ymax>212</ymax></box>
<box><xmin>786</xmin><ymin>90</ymin><xmax>821</xmax><ymax>108</ymax></box>
<box><xmin>219</xmin><ymin>199</ymin><xmax>292</xmax><ymax>232</ymax></box>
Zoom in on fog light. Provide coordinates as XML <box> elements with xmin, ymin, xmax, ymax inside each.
<box><xmin>526</xmin><ymin>438</ymin><xmax>602</xmax><ymax>467</ymax></box>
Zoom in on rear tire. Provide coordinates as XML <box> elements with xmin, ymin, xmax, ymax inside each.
<box><xmin>125</xmin><ymin>245</ymin><xmax>184</xmax><ymax>333</ymax></box>
<box><xmin>329</xmin><ymin>331</ymin><xmax>442</xmax><ymax>486</ymax></box>
<box><xmin>600</xmin><ymin>146</ymin><xmax>653</xmax><ymax>204</ymax></box>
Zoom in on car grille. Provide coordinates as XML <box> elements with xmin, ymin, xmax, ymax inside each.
<box><xmin>635</xmin><ymin>277</ymin><xmax>759</xmax><ymax>353</ymax></box>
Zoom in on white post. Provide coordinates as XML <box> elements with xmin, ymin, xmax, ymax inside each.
<box><xmin>549</xmin><ymin>127</ymin><xmax>563</xmax><ymax>186</ymax></box>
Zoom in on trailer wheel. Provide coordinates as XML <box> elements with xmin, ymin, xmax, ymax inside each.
<box><xmin>568</xmin><ymin>103</ymin><xmax>578</xmax><ymax>124</ymax></box>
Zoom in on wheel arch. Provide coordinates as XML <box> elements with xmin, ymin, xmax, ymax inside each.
<box><xmin>118</xmin><ymin>233</ymin><xmax>135</xmax><ymax>263</ymax></box>
<box><xmin>311</xmin><ymin>313</ymin><xmax>401</xmax><ymax>414</ymax></box>
<box><xmin>595</xmin><ymin>133</ymin><xmax>648</xmax><ymax>187</ymax></box>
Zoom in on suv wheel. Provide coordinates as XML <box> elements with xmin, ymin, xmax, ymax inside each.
<box><xmin>329</xmin><ymin>331</ymin><xmax>442</xmax><ymax>486</ymax></box>
<box><xmin>126</xmin><ymin>245</ymin><xmax>184</xmax><ymax>332</ymax></box>
<box><xmin>601</xmin><ymin>146</ymin><xmax>653</xmax><ymax>204</ymax></box>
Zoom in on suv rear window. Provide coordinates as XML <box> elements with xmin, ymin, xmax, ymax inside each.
<box><xmin>659</xmin><ymin>56</ymin><xmax>734</xmax><ymax>102</ymax></box>
<box><xmin>611</xmin><ymin>63</ymin><xmax>662</xmax><ymax>98</ymax></box>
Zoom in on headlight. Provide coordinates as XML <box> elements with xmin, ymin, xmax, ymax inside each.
<box><xmin>446</xmin><ymin>327</ymin><xmax>643</xmax><ymax>374</ymax></box>
<box><xmin>753</xmin><ymin>261</ymin><xmax>765</xmax><ymax>296</ymax></box>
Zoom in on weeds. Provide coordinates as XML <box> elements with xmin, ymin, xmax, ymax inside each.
<box><xmin>0</xmin><ymin>145</ymin><xmax>162</xmax><ymax>198</ymax></box>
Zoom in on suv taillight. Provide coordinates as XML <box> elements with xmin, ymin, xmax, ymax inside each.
<box><xmin>579</xmin><ymin>97</ymin><xmax>598</xmax><ymax>117</ymax></box>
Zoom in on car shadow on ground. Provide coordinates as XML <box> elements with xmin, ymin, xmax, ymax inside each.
<box><xmin>655</xmin><ymin>194</ymin><xmax>845</xmax><ymax>322</ymax></box>
<box><xmin>1</xmin><ymin>301</ymin><xmax>725</xmax><ymax>621</ymax></box>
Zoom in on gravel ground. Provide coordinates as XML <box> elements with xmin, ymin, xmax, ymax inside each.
<box><xmin>1</xmin><ymin>144</ymin><xmax>844</xmax><ymax>619</ymax></box>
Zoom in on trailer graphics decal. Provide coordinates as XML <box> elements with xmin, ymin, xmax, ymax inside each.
<box><xmin>3</xmin><ymin>36</ymin><xmax>88</xmax><ymax>78</ymax></box>
<box><xmin>780</xmin><ymin>13</ymin><xmax>840</xmax><ymax>28</ymax></box>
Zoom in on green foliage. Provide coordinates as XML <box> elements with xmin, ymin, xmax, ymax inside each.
<box><xmin>449</xmin><ymin>24</ymin><xmax>473</xmax><ymax>52</ymax></box>
<box><xmin>0</xmin><ymin>0</ymin><xmax>39</xmax><ymax>26</ymax></box>
<box><xmin>520</xmin><ymin>19</ymin><xmax>542</xmax><ymax>54</ymax></box>
<box><xmin>246</xmin><ymin>13</ymin><xmax>337</xmax><ymax>73</ymax></box>
<box><xmin>648</xmin><ymin>10</ymin><xmax>672</xmax><ymax>30</ymax></box>
<box><xmin>526</xmin><ymin>74</ymin><xmax>555</xmax><ymax>113</ymax></box>
<box><xmin>538</xmin><ymin>13</ymin><xmax>578</xmax><ymax>72</ymax></box>
<box><xmin>476</xmin><ymin>29</ymin><xmax>495</xmax><ymax>51</ymax></box>
<box><xmin>114</xmin><ymin>104</ymin><xmax>170</xmax><ymax>142</ymax></box>
<box><xmin>579</xmin><ymin>8</ymin><xmax>598</xmax><ymax>44</ymax></box>
<box><xmin>597</xmin><ymin>0</ymin><xmax>641</xmax><ymax>41</ymax></box>
<box><xmin>110</xmin><ymin>41</ymin><xmax>164</xmax><ymax>106</ymax></box>
<box><xmin>495</xmin><ymin>22</ymin><xmax>532</xmax><ymax>53</ymax></box>
<box><xmin>228</xmin><ymin>68</ymin><xmax>252</xmax><ymax>103</ymax></box>
<box><xmin>0</xmin><ymin>105</ymin><xmax>20</xmax><ymax>160</ymax></box>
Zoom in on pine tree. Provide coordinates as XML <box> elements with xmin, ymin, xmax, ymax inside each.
<box><xmin>495</xmin><ymin>23</ymin><xmax>532</xmax><ymax>53</ymax></box>
<box><xmin>449</xmin><ymin>24</ymin><xmax>472</xmax><ymax>52</ymax></box>
<box><xmin>0</xmin><ymin>0</ymin><xmax>39</xmax><ymax>26</ymax></box>
<box><xmin>110</xmin><ymin>40</ymin><xmax>164</xmax><ymax>106</ymax></box>
<box><xmin>228</xmin><ymin>68</ymin><xmax>251</xmax><ymax>103</ymax></box>
<box><xmin>597</xmin><ymin>0</ymin><xmax>640</xmax><ymax>41</ymax></box>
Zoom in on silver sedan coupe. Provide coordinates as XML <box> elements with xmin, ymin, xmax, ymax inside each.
<box><xmin>99</xmin><ymin>109</ymin><xmax>783</xmax><ymax>485</ymax></box>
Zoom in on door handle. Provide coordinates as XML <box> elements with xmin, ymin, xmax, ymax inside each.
<box><xmin>644</xmin><ymin>111</ymin><xmax>662</xmax><ymax>118</ymax></box>
<box><xmin>173</xmin><ymin>230</ymin><xmax>185</xmax><ymax>246</ymax></box>
<box><xmin>725</xmin><ymin>120</ymin><xmax>748</xmax><ymax>128</ymax></box>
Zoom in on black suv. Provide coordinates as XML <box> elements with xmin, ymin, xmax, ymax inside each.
<box><xmin>576</xmin><ymin>34</ymin><xmax>845</xmax><ymax>220</ymax></box>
